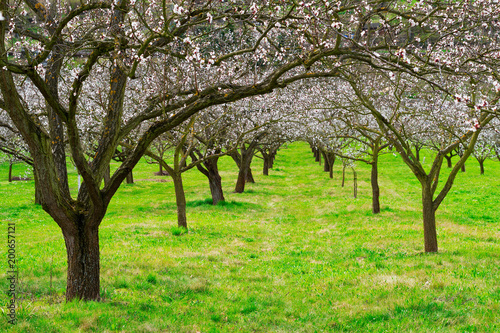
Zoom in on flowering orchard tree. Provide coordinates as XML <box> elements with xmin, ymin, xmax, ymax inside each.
<box><xmin>2</xmin><ymin>0</ymin><xmax>500</xmax><ymax>301</ymax></box>
<box><xmin>338</xmin><ymin>66</ymin><xmax>499</xmax><ymax>253</ymax></box>
<box><xmin>471</xmin><ymin>124</ymin><xmax>499</xmax><ymax>175</ymax></box>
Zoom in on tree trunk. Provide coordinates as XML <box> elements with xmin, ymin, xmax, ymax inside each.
<box><xmin>126</xmin><ymin>170</ymin><xmax>134</xmax><ymax>184</ymax></box>
<box><xmin>8</xmin><ymin>161</ymin><xmax>12</xmax><ymax>182</ymax></box>
<box><xmin>172</xmin><ymin>173</ymin><xmax>187</xmax><ymax>229</ymax></box>
<box><xmin>478</xmin><ymin>159</ymin><xmax>485</xmax><ymax>175</ymax></box>
<box><xmin>246</xmin><ymin>167</ymin><xmax>255</xmax><ymax>183</ymax></box>
<box><xmin>63</xmin><ymin>222</ymin><xmax>100</xmax><ymax>301</ymax></box>
<box><xmin>341</xmin><ymin>165</ymin><xmax>346</xmax><ymax>187</ymax></box>
<box><xmin>422</xmin><ymin>184</ymin><xmax>438</xmax><ymax>253</ymax></box>
<box><xmin>34</xmin><ymin>169</ymin><xmax>43</xmax><ymax>205</ymax></box>
<box><xmin>444</xmin><ymin>155</ymin><xmax>452</xmax><ymax>168</ymax></box>
<box><xmin>371</xmin><ymin>161</ymin><xmax>380</xmax><ymax>214</ymax></box>
<box><xmin>263</xmin><ymin>155</ymin><xmax>269</xmax><ymax>176</ymax></box>
<box><xmin>415</xmin><ymin>146</ymin><xmax>421</xmax><ymax>162</ymax></box>
<box><xmin>235</xmin><ymin>167</ymin><xmax>247</xmax><ymax>193</ymax></box>
<box><xmin>322</xmin><ymin>150</ymin><xmax>330</xmax><ymax>172</ymax></box>
<box><xmin>315</xmin><ymin>148</ymin><xmax>321</xmax><ymax>163</ymax></box>
<box><xmin>461</xmin><ymin>163</ymin><xmax>466</xmax><ymax>173</ymax></box>
<box><xmin>207</xmin><ymin>159</ymin><xmax>225</xmax><ymax>205</ymax></box>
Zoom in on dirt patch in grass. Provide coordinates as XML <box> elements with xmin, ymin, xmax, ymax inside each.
<box><xmin>136</xmin><ymin>178</ymin><xmax>172</xmax><ymax>182</ymax></box>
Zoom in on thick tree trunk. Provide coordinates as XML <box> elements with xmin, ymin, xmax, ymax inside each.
<box><xmin>322</xmin><ymin>150</ymin><xmax>330</xmax><ymax>172</ymax></box>
<box><xmin>263</xmin><ymin>155</ymin><xmax>269</xmax><ymax>176</ymax></box>
<box><xmin>126</xmin><ymin>170</ymin><xmax>134</xmax><ymax>184</ymax></box>
<box><xmin>34</xmin><ymin>169</ymin><xmax>42</xmax><ymax>205</ymax></box>
<box><xmin>461</xmin><ymin>163</ymin><xmax>466</xmax><ymax>173</ymax></box>
<box><xmin>63</xmin><ymin>223</ymin><xmax>100</xmax><ymax>301</ymax></box>
<box><xmin>172</xmin><ymin>173</ymin><xmax>187</xmax><ymax>229</ymax></box>
<box><xmin>103</xmin><ymin>165</ymin><xmax>111</xmax><ymax>187</ymax></box>
<box><xmin>315</xmin><ymin>149</ymin><xmax>321</xmax><ymax>163</ymax></box>
<box><xmin>235</xmin><ymin>168</ymin><xmax>247</xmax><ymax>193</ymax></box>
<box><xmin>246</xmin><ymin>167</ymin><xmax>255</xmax><ymax>183</ymax></box>
<box><xmin>207</xmin><ymin>159</ymin><xmax>225</xmax><ymax>205</ymax></box>
<box><xmin>8</xmin><ymin>162</ymin><xmax>12</xmax><ymax>182</ymax></box>
<box><xmin>371</xmin><ymin>161</ymin><xmax>380</xmax><ymax>214</ymax></box>
<box><xmin>422</xmin><ymin>184</ymin><xmax>438</xmax><ymax>253</ymax></box>
<box><xmin>234</xmin><ymin>145</ymin><xmax>256</xmax><ymax>193</ymax></box>
<box><xmin>325</xmin><ymin>153</ymin><xmax>335</xmax><ymax>178</ymax></box>
<box><xmin>478</xmin><ymin>159</ymin><xmax>485</xmax><ymax>175</ymax></box>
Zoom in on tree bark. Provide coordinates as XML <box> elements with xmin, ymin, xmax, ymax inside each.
<box><xmin>422</xmin><ymin>184</ymin><xmax>438</xmax><ymax>253</ymax></box>
<box><xmin>34</xmin><ymin>168</ymin><xmax>43</xmax><ymax>205</ymax></box>
<box><xmin>478</xmin><ymin>159</ymin><xmax>485</xmax><ymax>175</ymax></box>
<box><xmin>245</xmin><ymin>167</ymin><xmax>255</xmax><ymax>183</ymax></box>
<box><xmin>207</xmin><ymin>159</ymin><xmax>225</xmax><ymax>205</ymax></box>
<box><xmin>444</xmin><ymin>154</ymin><xmax>452</xmax><ymax>168</ymax></box>
<box><xmin>172</xmin><ymin>173</ymin><xmax>187</xmax><ymax>229</ymax></box>
<box><xmin>371</xmin><ymin>160</ymin><xmax>380</xmax><ymax>214</ymax></box>
<box><xmin>322</xmin><ymin>150</ymin><xmax>330</xmax><ymax>172</ymax></box>
<box><xmin>263</xmin><ymin>155</ymin><xmax>269</xmax><ymax>176</ymax></box>
<box><xmin>125</xmin><ymin>170</ymin><xmax>134</xmax><ymax>184</ymax></box>
<box><xmin>8</xmin><ymin>161</ymin><xmax>12</xmax><ymax>182</ymax></box>
<box><xmin>415</xmin><ymin>146</ymin><xmax>421</xmax><ymax>162</ymax></box>
<box><xmin>63</xmin><ymin>222</ymin><xmax>101</xmax><ymax>301</ymax></box>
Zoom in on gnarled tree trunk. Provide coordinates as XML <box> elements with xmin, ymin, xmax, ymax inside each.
<box><xmin>63</xmin><ymin>221</ymin><xmax>101</xmax><ymax>301</ymax></box>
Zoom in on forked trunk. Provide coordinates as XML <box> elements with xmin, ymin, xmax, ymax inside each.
<box><xmin>371</xmin><ymin>161</ymin><xmax>380</xmax><ymax>214</ymax></box>
<box><xmin>422</xmin><ymin>184</ymin><xmax>438</xmax><ymax>253</ymax></box>
<box><xmin>63</xmin><ymin>222</ymin><xmax>101</xmax><ymax>301</ymax></box>
<box><xmin>444</xmin><ymin>155</ymin><xmax>452</xmax><ymax>168</ymax></box>
<box><xmin>172</xmin><ymin>173</ymin><xmax>187</xmax><ymax>229</ymax></box>
<box><xmin>478</xmin><ymin>159</ymin><xmax>485</xmax><ymax>175</ymax></box>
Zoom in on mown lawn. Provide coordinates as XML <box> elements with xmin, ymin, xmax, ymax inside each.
<box><xmin>0</xmin><ymin>142</ymin><xmax>499</xmax><ymax>332</ymax></box>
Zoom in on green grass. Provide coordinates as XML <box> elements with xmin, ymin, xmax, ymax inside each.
<box><xmin>0</xmin><ymin>142</ymin><xmax>499</xmax><ymax>332</ymax></box>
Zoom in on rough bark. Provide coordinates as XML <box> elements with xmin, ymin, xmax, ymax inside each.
<box><xmin>206</xmin><ymin>159</ymin><xmax>225</xmax><ymax>205</ymax></box>
<box><xmin>422</xmin><ymin>184</ymin><xmax>438</xmax><ymax>253</ymax></box>
<box><xmin>63</xmin><ymin>222</ymin><xmax>101</xmax><ymax>301</ymax></box>
<box><xmin>125</xmin><ymin>170</ymin><xmax>134</xmax><ymax>184</ymax></box>
<box><xmin>322</xmin><ymin>150</ymin><xmax>330</xmax><ymax>172</ymax></box>
<box><xmin>371</xmin><ymin>160</ymin><xmax>380</xmax><ymax>214</ymax></box>
<box><xmin>263</xmin><ymin>155</ymin><xmax>269</xmax><ymax>176</ymax></box>
<box><xmin>172</xmin><ymin>172</ymin><xmax>187</xmax><ymax>229</ymax></box>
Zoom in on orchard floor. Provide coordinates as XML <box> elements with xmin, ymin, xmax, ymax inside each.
<box><xmin>0</xmin><ymin>142</ymin><xmax>499</xmax><ymax>332</ymax></box>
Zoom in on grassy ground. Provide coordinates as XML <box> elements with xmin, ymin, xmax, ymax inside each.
<box><xmin>0</xmin><ymin>142</ymin><xmax>499</xmax><ymax>332</ymax></box>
